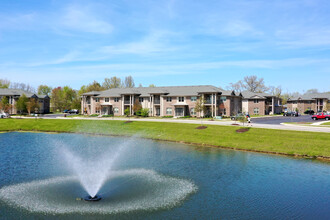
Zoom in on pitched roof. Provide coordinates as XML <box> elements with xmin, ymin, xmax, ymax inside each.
<box><xmin>288</xmin><ymin>92</ymin><xmax>330</xmax><ymax>101</ymax></box>
<box><xmin>83</xmin><ymin>85</ymin><xmax>226</xmax><ymax>97</ymax></box>
<box><xmin>0</xmin><ymin>88</ymin><xmax>49</xmax><ymax>99</ymax></box>
<box><xmin>241</xmin><ymin>91</ymin><xmax>274</xmax><ymax>99</ymax></box>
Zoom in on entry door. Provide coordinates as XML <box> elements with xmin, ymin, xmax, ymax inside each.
<box><xmin>156</xmin><ymin>107</ymin><xmax>160</xmax><ymax>116</ymax></box>
<box><xmin>175</xmin><ymin>108</ymin><xmax>184</xmax><ymax>117</ymax></box>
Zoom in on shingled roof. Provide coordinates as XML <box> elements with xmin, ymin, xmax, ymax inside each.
<box><xmin>0</xmin><ymin>88</ymin><xmax>49</xmax><ymax>99</ymax></box>
<box><xmin>241</xmin><ymin>91</ymin><xmax>274</xmax><ymax>99</ymax></box>
<box><xmin>83</xmin><ymin>85</ymin><xmax>226</xmax><ymax>97</ymax></box>
<box><xmin>288</xmin><ymin>92</ymin><xmax>330</xmax><ymax>101</ymax></box>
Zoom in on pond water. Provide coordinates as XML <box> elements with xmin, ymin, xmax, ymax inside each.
<box><xmin>0</xmin><ymin>132</ymin><xmax>329</xmax><ymax>219</ymax></box>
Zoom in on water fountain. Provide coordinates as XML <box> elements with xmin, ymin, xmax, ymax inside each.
<box><xmin>0</xmin><ymin>134</ymin><xmax>197</xmax><ymax>214</ymax></box>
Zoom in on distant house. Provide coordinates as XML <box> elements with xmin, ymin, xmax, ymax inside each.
<box><xmin>0</xmin><ymin>88</ymin><xmax>50</xmax><ymax>114</ymax></box>
<box><xmin>287</xmin><ymin>93</ymin><xmax>330</xmax><ymax>113</ymax></box>
<box><xmin>241</xmin><ymin>91</ymin><xmax>282</xmax><ymax>115</ymax></box>
<box><xmin>81</xmin><ymin>85</ymin><xmax>242</xmax><ymax>117</ymax></box>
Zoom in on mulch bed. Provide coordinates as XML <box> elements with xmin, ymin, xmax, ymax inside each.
<box><xmin>231</xmin><ymin>123</ymin><xmax>240</xmax><ymax>126</ymax></box>
<box><xmin>236</xmin><ymin>128</ymin><xmax>249</xmax><ymax>133</ymax></box>
<box><xmin>196</xmin><ymin>126</ymin><xmax>207</xmax><ymax>129</ymax></box>
<box><xmin>124</xmin><ymin>121</ymin><xmax>133</xmax><ymax>123</ymax></box>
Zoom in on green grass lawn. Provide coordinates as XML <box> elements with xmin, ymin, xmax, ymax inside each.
<box><xmin>1</xmin><ymin>119</ymin><xmax>330</xmax><ymax>158</ymax></box>
<box><xmin>323</xmin><ymin>122</ymin><xmax>330</xmax><ymax>125</ymax></box>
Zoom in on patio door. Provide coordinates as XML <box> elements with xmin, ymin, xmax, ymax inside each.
<box><xmin>175</xmin><ymin>108</ymin><xmax>184</xmax><ymax>117</ymax></box>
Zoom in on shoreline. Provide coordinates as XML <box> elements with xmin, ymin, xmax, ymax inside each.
<box><xmin>2</xmin><ymin>129</ymin><xmax>330</xmax><ymax>162</ymax></box>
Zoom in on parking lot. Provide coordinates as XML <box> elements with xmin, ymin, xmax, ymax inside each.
<box><xmin>251</xmin><ymin>115</ymin><xmax>313</xmax><ymax>125</ymax></box>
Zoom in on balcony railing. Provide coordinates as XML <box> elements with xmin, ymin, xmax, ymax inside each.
<box><xmin>124</xmin><ymin>100</ymin><xmax>130</xmax><ymax>104</ymax></box>
<box><xmin>154</xmin><ymin>100</ymin><xmax>160</xmax><ymax>104</ymax></box>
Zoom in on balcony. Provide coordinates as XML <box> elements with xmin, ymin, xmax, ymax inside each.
<box><xmin>154</xmin><ymin>99</ymin><xmax>160</xmax><ymax>104</ymax></box>
<box><xmin>124</xmin><ymin>100</ymin><xmax>130</xmax><ymax>104</ymax></box>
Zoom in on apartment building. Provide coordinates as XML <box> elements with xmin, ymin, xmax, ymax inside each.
<box><xmin>0</xmin><ymin>88</ymin><xmax>50</xmax><ymax>114</ymax></box>
<box><xmin>81</xmin><ymin>85</ymin><xmax>242</xmax><ymax>117</ymax></box>
<box><xmin>287</xmin><ymin>93</ymin><xmax>330</xmax><ymax>113</ymax></box>
<box><xmin>241</xmin><ymin>91</ymin><xmax>282</xmax><ymax>115</ymax></box>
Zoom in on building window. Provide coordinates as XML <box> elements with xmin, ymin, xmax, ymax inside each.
<box><xmin>105</xmin><ymin>98</ymin><xmax>110</xmax><ymax>102</ymax></box>
<box><xmin>95</xmin><ymin>109</ymin><xmax>100</xmax><ymax>114</ymax></box>
<box><xmin>114</xmin><ymin>107</ymin><xmax>119</xmax><ymax>113</ymax></box>
<box><xmin>114</xmin><ymin>97</ymin><xmax>119</xmax><ymax>102</ymax></box>
<box><xmin>166</xmin><ymin>108</ymin><xmax>172</xmax><ymax>115</ymax></box>
<box><xmin>178</xmin><ymin>97</ymin><xmax>184</xmax><ymax>102</ymax></box>
<box><xmin>254</xmin><ymin>108</ymin><xmax>259</xmax><ymax>114</ymax></box>
<box><xmin>190</xmin><ymin>108</ymin><xmax>196</xmax><ymax>115</ymax></box>
<box><xmin>139</xmin><ymin>97</ymin><xmax>144</xmax><ymax>102</ymax></box>
<box><xmin>166</xmin><ymin>97</ymin><xmax>172</xmax><ymax>102</ymax></box>
<box><xmin>220</xmin><ymin>96</ymin><xmax>227</xmax><ymax>102</ymax></box>
<box><xmin>95</xmin><ymin>98</ymin><xmax>100</xmax><ymax>102</ymax></box>
<box><xmin>191</xmin><ymin>96</ymin><xmax>197</xmax><ymax>102</ymax></box>
<box><xmin>253</xmin><ymin>99</ymin><xmax>259</xmax><ymax>103</ymax></box>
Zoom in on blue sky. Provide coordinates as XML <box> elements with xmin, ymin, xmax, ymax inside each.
<box><xmin>0</xmin><ymin>0</ymin><xmax>329</xmax><ymax>93</ymax></box>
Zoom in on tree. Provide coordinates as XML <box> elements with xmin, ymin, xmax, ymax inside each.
<box><xmin>15</xmin><ymin>94</ymin><xmax>28</xmax><ymax>115</ymax></box>
<box><xmin>10</xmin><ymin>82</ymin><xmax>35</xmax><ymax>93</ymax></box>
<box><xmin>138</xmin><ymin>83</ymin><xmax>143</xmax><ymax>87</ymax></box>
<box><xmin>226</xmin><ymin>80</ymin><xmax>243</xmax><ymax>93</ymax></box>
<box><xmin>304</xmin><ymin>89</ymin><xmax>319</xmax><ymax>95</ymax></box>
<box><xmin>103</xmin><ymin>77</ymin><xmax>122</xmax><ymax>89</ymax></box>
<box><xmin>51</xmin><ymin>87</ymin><xmax>64</xmax><ymax>112</ymax></box>
<box><xmin>149</xmin><ymin>84</ymin><xmax>156</xmax><ymax>87</ymax></box>
<box><xmin>0</xmin><ymin>96</ymin><xmax>12</xmax><ymax>113</ymax></box>
<box><xmin>38</xmin><ymin>85</ymin><xmax>52</xmax><ymax>96</ymax></box>
<box><xmin>124</xmin><ymin>107</ymin><xmax>130</xmax><ymax>119</ymax></box>
<box><xmin>26</xmin><ymin>99</ymin><xmax>39</xmax><ymax>115</ymax></box>
<box><xmin>124</xmin><ymin>76</ymin><xmax>135</xmax><ymax>88</ymax></box>
<box><xmin>133</xmin><ymin>99</ymin><xmax>142</xmax><ymax>115</ymax></box>
<box><xmin>269</xmin><ymin>86</ymin><xmax>282</xmax><ymax>97</ymax></box>
<box><xmin>86</xmin><ymin>80</ymin><xmax>103</xmax><ymax>92</ymax></box>
<box><xmin>242</xmin><ymin>75</ymin><xmax>268</xmax><ymax>92</ymax></box>
<box><xmin>195</xmin><ymin>96</ymin><xmax>206</xmax><ymax>125</ymax></box>
<box><xmin>0</xmin><ymin>79</ymin><xmax>10</xmax><ymax>88</ymax></box>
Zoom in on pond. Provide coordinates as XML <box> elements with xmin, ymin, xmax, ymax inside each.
<box><xmin>0</xmin><ymin>132</ymin><xmax>329</xmax><ymax>219</ymax></box>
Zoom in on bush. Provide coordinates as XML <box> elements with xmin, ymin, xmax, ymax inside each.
<box><xmin>162</xmin><ymin>116</ymin><xmax>173</xmax><ymax>118</ymax></box>
<box><xmin>90</xmin><ymin>114</ymin><xmax>99</xmax><ymax>117</ymax></box>
<box><xmin>179</xmin><ymin>115</ymin><xmax>192</xmax><ymax>118</ymax></box>
<box><xmin>102</xmin><ymin>114</ymin><xmax>113</xmax><ymax>117</ymax></box>
<box><xmin>140</xmin><ymin>108</ymin><xmax>149</xmax><ymax>117</ymax></box>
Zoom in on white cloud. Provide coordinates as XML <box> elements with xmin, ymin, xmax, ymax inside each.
<box><xmin>100</xmin><ymin>31</ymin><xmax>181</xmax><ymax>55</ymax></box>
<box><xmin>60</xmin><ymin>5</ymin><xmax>113</xmax><ymax>34</ymax></box>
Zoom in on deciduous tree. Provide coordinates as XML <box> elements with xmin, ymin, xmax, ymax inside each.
<box><xmin>124</xmin><ymin>76</ymin><xmax>135</xmax><ymax>88</ymax></box>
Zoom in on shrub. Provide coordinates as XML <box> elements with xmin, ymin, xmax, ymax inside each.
<box><xmin>102</xmin><ymin>114</ymin><xmax>114</xmax><ymax>117</ymax></box>
<box><xmin>162</xmin><ymin>116</ymin><xmax>173</xmax><ymax>118</ymax></box>
<box><xmin>90</xmin><ymin>114</ymin><xmax>99</xmax><ymax>117</ymax></box>
<box><xmin>179</xmin><ymin>115</ymin><xmax>191</xmax><ymax>118</ymax></box>
<box><xmin>140</xmin><ymin>108</ymin><xmax>149</xmax><ymax>117</ymax></box>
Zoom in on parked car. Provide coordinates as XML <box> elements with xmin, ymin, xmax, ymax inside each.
<box><xmin>283</xmin><ymin>111</ymin><xmax>299</xmax><ymax>117</ymax></box>
<box><xmin>304</xmin><ymin>110</ymin><xmax>315</xmax><ymax>115</ymax></box>
<box><xmin>63</xmin><ymin>109</ymin><xmax>70</xmax><ymax>113</ymax></box>
<box><xmin>69</xmin><ymin>109</ymin><xmax>79</xmax><ymax>114</ymax></box>
<box><xmin>311</xmin><ymin>112</ymin><xmax>330</xmax><ymax>120</ymax></box>
<box><xmin>0</xmin><ymin>112</ymin><xmax>10</xmax><ymax>118</ymax></box>
<box><xmin>231</xmin><ymin>113</ymin><xmax>246</xmax><ymax>120</ymax></box>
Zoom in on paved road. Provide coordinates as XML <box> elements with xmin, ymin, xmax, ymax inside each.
<box><xmin>251</xmin><ymin>115</ymin><xmax>313</xmax><ymax>124</ymax></box>
<box><xmin>41</xmin><ymin>114</ymin><xmax>65</xmax><ymax>118</ymax></box>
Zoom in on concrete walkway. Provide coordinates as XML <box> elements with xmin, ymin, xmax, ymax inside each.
<box><xmin>53</xmin><ymin>116</ymin><xmax>330</xmax><ymax>133</ymax></box>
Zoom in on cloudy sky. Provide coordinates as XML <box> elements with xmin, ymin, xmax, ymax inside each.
<box><xmin>0</xmin><ymin>0</ymin><xmax>329</xmax><ymax>92</ymax></box>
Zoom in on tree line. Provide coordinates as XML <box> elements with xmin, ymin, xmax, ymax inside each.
<box><xmin>225</xmin><ymin>75</ymin><xmax>329</xmax><ymax>104</ymax></box>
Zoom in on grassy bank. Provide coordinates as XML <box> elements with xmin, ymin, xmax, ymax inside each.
<box><xmin>1</xmin><ymin>119</ymin><xmax>330</xmax><ymax>159</ymax></box>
